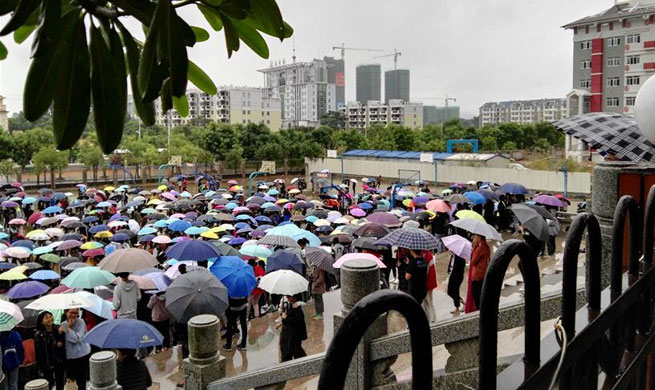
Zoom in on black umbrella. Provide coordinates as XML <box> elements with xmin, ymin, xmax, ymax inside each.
<box><xmin>308</xmin><ymin>209</ymin><xmax>328</xmax><ymax>219</ymax></box>
<box><xmin>114</xmin><ymin>229</ymin><xmax>136</xmax><ymax>239</ymax></box>
<box><xmin>320</xmin><ymin>234</ymin><xmax>353</xmax><ymax>245</ymax></box>
<box><xmin>510</xmin><ymin>204</ymin><xmax>550</xmax><ymax>242</ymax></box>
<box><xmin>60</xmin><ymin>256</ymin><xmax>84</xmax><ymax>268</ymax></box>
<box><xmin>146</xmin><ymin>213</ymin><xmax>167</xmax><ymax>220</ymax></box>
<box><xmin>62</xmin><ymin>233</ymin><xmax>83</xmax><ymax>241</ymax></box>
<box><xmin>524</xmin><ymin>204</ymin><xmax>555</xmax><ymax>220</ymax></box>
<box><xmin>553</xmin><ymin>112</ymin><xmax>655</xmax><ymax>162</ymax></box>
<box><xmin>267</xmin><ymin>249</ymin><xmax>304</xmax><ymax>274</ymax></box>
<box><xmin>352</xmin><ymin>236</ymin><xmax>388</xmax><ymax>251</ymax></box>
<box><xmin>305</xmin><ymin>247</ymin><xmax>336</xmax><ymax>274</ymax></box>
<box><xmin>165</xmin><ymin>270</ymin><xmax>229</xmax><ymax>323</ymax></box>
<box><xmin>16</xmin><ymin>300</ymin><xmax>39</xmax><ymax>328</ymax></box>
<box><xmin>211</xmin><ymin>241</ymin><xmax>243</xmax><ymax>258</ymax></box>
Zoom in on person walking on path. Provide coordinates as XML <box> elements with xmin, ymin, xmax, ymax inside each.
<box><xmin>116</xmin><ymin>349</ymin><xmax>152</xmax><ymax>390</ymax></box>
<box><xmin>60</xmin><ymin>309</ymin><xmax>91</xmax><ymax>390</ymax></box>
<box><xmin>447</xmin><ymin>254</ymin><xmax>466</xmax><ymax>315</ymax></box>
<box><xmin>113</xmin><ymin>272</ymin><xmax>141</xmax><ymax>319</ymax></box>
<box><xmin>247</xmin><ymin>259</ymin><xmax>266</xmax><ymax>319</ymax></box>
<box><xmin>279</xmin><ymin>295</ymin><xmax>307</xmax><ymax>362</ymax></box>
<box><xmin>223</xmin><ymin>296</ymin><xmax>248</xmax><ymax>352</ymax></box>
<box><xmin>423</xmin><ymin>250</ymin><xmax>438</xmax><ymax>322</ymax></box>
<box><xmin>404</xmin><ymin>250</ymin><xmax>428</xmax><ymax>308</ymax></box>
<box><xmin>466</xmin><ymin>235</ymin><xmax>491</xmax><ymax>312</ymax></box>
<box><xmin>310</xmin><ymin>265</ymin><xmax>326</xmax><ymax>320</ymax></box>
<box><xmin>0</xmin><ymin>329</ymin><xmax>23</xmax><ymax>390</ymax></box>
<box><xmin>34</xmin><ymin>311</ymin><xmax>65</xmax><ymax>390</ymax></box>
<box><xmin>147</xmin><ymin>292</ymin><xmax>170</xmax><ymax>351</ymax></box>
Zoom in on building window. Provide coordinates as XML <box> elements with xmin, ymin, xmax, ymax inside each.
<box><xmin>627</xmin><ymin>55</ymin><xmax>640</xmax><ymax>65</ymax></box>
<box><xmin>607</xmin><ymin>57</ymin><xmax>621</xmax><ymax>67</ymax></box>
<box><xmin>580</xmin><ymin>40</ymin><xmax>592</xmax><ymax>50</ymax></box>
<box><xmin>607</xmin><ymin>77</ymin><xmax>620</xmax><ymax>87</ymax></box>
<box><xmin>626</xmin><ymin>96</ymin><xmax>636</xmax><ymax>106</ymax></box>
<box><xmin>580</xmin><ymin>60</ymin><xmax>591</xmax><ymax>69</ymax></box>
<box><xmin>627</xmin><ymin>34</ymin><xmax>641</xmax><ymax>44</ymax></box>
<box><xmin>607</xmin><ymin>37</ymin><xmax>622</xmax><ymax>47</ymax></box>
<box><xmin>606</xmin><ymin>97</ymin><xmax>620</xmax><ymax>107</ymax></box>
<box><xmin>626</xmin><ymin>75</ymin><xmax>641</xmax><ymax>85</ymax></box>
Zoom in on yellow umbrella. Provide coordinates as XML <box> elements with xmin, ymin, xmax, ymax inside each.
<box><xmin>276</xmin><ymin>198</ymin><xmax>289</xmax><ymax>205</ymax></box>
<box><xmin>94</xmin><ymin>231</ymin><xmax>114</xmax><ymax>239</ymax></box>
<box><xmin>157</xmin><ymin>185</ymin><xmax>168</xmax><ymax>191</ymax></box>
<box><xmin>148</xmin><ymin>199</ymin><xmax>163</xmax><ymax>205</ymax></box>
<box><xmin>12</xmin><ymin>266</ymin><xmax>28</xmax><ymax>274</ymax></box>
<box><xmin>422</xmin><ymin>210</ymin><xmax>436</xmax><ymax>220</ymax></box>
<box><xmin>402</xmin><ymin>199</ymin><xmax>413</xmax><ymax>208</ymax></box>
<box><xmin>81</xmin><ymin>241</ymin><xmax>104</xmax><ymax>250</ymax></box>
<box><xmin>26</xmin><ymin>230</ymin><xmax>46</xmax><ymax>239</ymax></box>
<box><xmin>0</xmin><ymin>270</ymin><xmax>27</xmax><ymax>281</ymax></box>
<box><xmin>200</xmin><ymin>231</ymin><xmax>219</xmax><ymax>240</ymax></box>
<box><xmin>104</xmin><ymin>186</ymin><xmax>116</xmax><ymax>192</ymax></box>
<box><xmin>455</xmin><ymin>210</ymin><xmax>485</xmax><ymax>222</ymax></box>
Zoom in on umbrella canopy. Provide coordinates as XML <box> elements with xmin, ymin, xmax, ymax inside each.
<box><xmin>142</xmin><ymin>272</ymin><xmax>171</xmax><ymax>292</ymax></box>
<box><xmin>305</xmin><ymin>247</ymin><xmax>336</xmax><ymax>274</ymax></box>
<box><xmin>333</xmin><ymin>253</ymin><xmax>387</xmax><ymax>269</ymax></box>
<box><xmin>267</xmin><ymin>249</ymin><xmax>304</xmax><ymax>274</ymax></box>
<box><xmin>0</xmin><ymin>300</ymin><xmax>24</xmax><ymax>331</ymax></box>
<box><xmin>455</xmin><ymin>210</ymin><xmax>485</xmax><ymax>222</ymax></box>
<box><xmin>209</xmin><ymin>256</ymin><xmax>257</xmax><ymax>297</ymax></box>
<box><xmin>98</xmin><ymin>248</ymin><xmax>158</xmax><ymax>273</ymax></box>
<box><xmin>83</xmin><ymin>319</ymin><xmax>163</xmax><ymax>348</ymax></box>
<box><xmin>7</xmin><ymin>281</ymin><xmax>50</xmax><ymax>299</ymax></box>
<box><xmin>478</xmin><ymin>189</ymin><xmax>500</xmax><ymax>201</ymax></box>
<box><xmin>74</xmin><ymin>291</ymin><xmax>114</xmax><ymax>320</ymax></box>
<box><xmin>426</xmin><ymin>199</ymin><xmax>451</xmax><ymax>213</ymax></box>
<box><xmin>30</xmin><ymin>270</ymin><xmax>60</xmax><ymax>280</ymax></box>
<box><xmin>152</xmin><ymin>235</ymin><xmax>172</xmax><ymax>245</ymax></box>
<box><xmin>40</xmin><ymin>254</ymin><xmax>61</xmax><ymax>264</ymax></box>
<box><xmin>510</xmin><ymin>204</ymin><xmax>550</xmax><ymax>242</ymax></box>
<box><xmin>500</xmin><ymin>183</ymin><xmax>528</xmax><ymax>195</ymax></box>
<box><xmin>365</xmin><ymin>212</ymin><xmax>401</xmax><ymax>227</ymax></box>
<box><xmin>377</xmin><ymin>228</ymin><xmax>441</xmax><ymax>250</ymax></box>
<box><xmin>450</xmin><ymin>219</ymin><xmax>503</xmax><ymax>241</ymax></box>
<box><xmin>534</xmin><ymin>195</ymin><xmax>566</xmax><ymax>208</ymax></box>
<box><xmin>239</xmin><ymin>245</ymin><xmax>273</xmax><ymax>258</ymax></box>
<box><xmin>26</xmin><ymin>293</ymin><xmax>93</xmax><ymax>311</ymax></box>
<box><xmin>62</xmin><ymin>267</ymin><xmax>116</xmax><ymax>289</ymax></box>
<box><xmin>165</xmin><ymin>270</ymin><xmax>229</xmax><ymax>323</ymax></box>
<box><xmin>258</xmin><ymin>270</ymin><xmax>308</xmax><ymax>296</ymax></box>
<box><xmin>211</xmin><ymin>241</ymin><xmax>243</xmax><ymax>257</ymax></box>
<box><xmin>524</xmin><ymin>204</ymin><xmax>555</xmax><ymax>220</ymax></box>
<box><xmin>441</xmin><ymin>235</ymin><xmax>473</xmax><ymax>260</ymax></box>
<box><xmin>258</xmin><ymin>234</ymin><xmax>300</xmax><ymax>248</ymax></box>
<box><xmin>165</xmin><ymin>240</ymin><xmax>222</xmax><ymax>261</ymax></box>
<box><xmin>553</xmin><ymin>112</ymin><xmax>655</xmax><ymax>162</ymax></box>
<box><xmin>463</xmin><ymin>191</ymin><xmax>486</xmax><ymax>205</ymax></box>
<box><xmin>57</xmin><ymin>240</ymin><xmax>83</xmax><ymax>251</ymax></box>
<box><xmin>445</xmin><ymin>194</ymin><xmax>469</xmax><ymax>203</ymax></box>
<box><xmin>352</xmin><ymin>223</ymin><xmax>390</xmax><ymax>238</ymax></box>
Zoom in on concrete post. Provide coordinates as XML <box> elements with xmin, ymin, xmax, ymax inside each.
<box><xmin>333</xmin><ymin>258</ymin><xmax>394</xmax><ymax>389</ymax></box>
<box><xmin>184</xmin><ymin>314</ymin><xmax>226</xmax><ymax>390</ymax></box>
<box><xmin>89</xmin><ymin>351</ymin><xmax>122</xmax><ymax>390</ymax></box>
<box><xmin>24</xmin><ymin>379</ymin><xmax>49</xmax><ymax>390</ymax></box>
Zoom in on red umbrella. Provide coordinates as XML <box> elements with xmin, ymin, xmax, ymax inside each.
<box><xmin>27</xmin><ymin>213</ymin><xmax>42</xmax><ymax>225</ymax></box>
<box><xmin>11</xmin><ymin>182</ymin><xmax>23</xmax><ymax>188</ymax></box>
<box><xmin>82</xmin><ymin>248</ymin><xmax>105</xmax><ymax>258</ymax></box>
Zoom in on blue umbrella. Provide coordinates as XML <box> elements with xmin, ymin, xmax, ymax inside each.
<box><xmin>32</xmin><ymin>246</ymin><xmax>52</xmax><ymax>256</ymax></box>
<box><xmin>168</xmin><ymin>220</ymin><xmax>192</xmax><ymax>233</ymax></box>
<box><xmin>235</xmin><ymin>214</ymin><xmax>253</xmax><ymax>221</ymax></box>
<box><xmin>153</xmin><ymin>220</ymin><xmax>168</xmax><ymax>228</ymax></box>
<box><xmin>227</xmin><ymin>237</ymin><xmax>246</xmax><ymax>246</ymax></box>
<box><xmin>96</xmin><ymin>201</ymin><xmax>112</xmax><ymax>208</ymax></box>
<box><xmin>236</xmin><ymin>227</ymin><xmax>253</xmax><ymax>235</ymax></box>
<box><xmin>209</xmin><ymin>256</ymin><xmax>257</xmax><ymax>297</ymax></box>
<box><xmin>83</xmin><ymin>319</ymin><xmax>163</xmax><ymax>348</ymax></box>
<box><xmin>0</xmin><ymin>263</ymin><xmax>15</xmax><ymax>270</ymax></box>
<box><xmin>30</xmin><ymin>270</ymin><xmax>61</xmax><ymax>280</ymax></box>
<box><xmin>89</xmin><ymin>225</ymin><xmax>110</xmax><ymax>234</ymax></box>
<box><xmin>261</xmin><ymin>202</ymin><xmax>276</xmax><ymax>209</ymax></box>
<box><xmin>463</xmin><ymin>191</ymin><xmax>486</xmax><ymax>205</ymax></box>
<box><xmin>7</xmin><ymin>281</ymin><xmax>50</xmax><ymax>299</ymax></box>
<box><xmin>165</xmin><ymin>240</ymin><xmax>222</xmax><ymax>261</ymax></box>
<box><xmin>83</xmin><ymin>216</ymin><xmax>99</xmax><ymax>224</ymax></box>
<box><xmin>125</xmin><ymin>200</ymin><xmax>143</xmax><ymax>208</ymax></box>
<box><xmin>11</xmin><ymin>240</ymin><xmax>35</xmax><ymax>250</ymax></box>
<box><xmin>138</xmin><ymin>234</ymin><xmax>155</xmax><ymax>243</ymax></box>
<box><xmin>500</xmin><ymin>183</ymin><xmax>528</xmax><ymax>195</ymax></box>
<box><xmin>111</xmin><ymin>233</ymin><xmax>130</xmax><ymax>242</ymax></box>
<box><xmin>358</xmin><ymin>203</ymin><xmax>373</xmax><ymax>210</ymax></box>
<box><xmin>138</xmin><ymin>227</ymin><xmax>157</xmax><ymax>236</ymax></box>
<box><xmin>267</xmin><ymin>189</ymin><xmax>280</xmax><ymax>196</ymax></box>
<box><xmin>42</xmin><ymin>206</ymin><xmax>62</xmax><ymax>214</ymax></box>
<box><xmin>255</xmin><ymin>216</ymin><xmax>272</xmax><ymax>224</ymax></box>
<box><xmin>22</xmin><ymin>197</ymin><xmax>36</xmax><ymax>205</ymax></box>
<box><xmin>478</xmin><ymin>189</ymin><xmax>500</xmax><ymax>201</ymax></box>
<box><xmin>184</xmin><ymin>226</ymin><xmax>205</xmax><ymax>236</ymax></box>
<box><xmin>267</xmin><ymin>249</ymin><xmax>304</xmax><ymax>274</ymax></box>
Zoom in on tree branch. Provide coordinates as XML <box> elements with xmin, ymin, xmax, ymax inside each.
<box><xmin>174</xmin><ymin>0</ymin><xmax>197</xmax><ymax>8</ymax></box>
<box><xmin>77</xmin><ymin>0</ymin><xmax>120</xmax><ymax>18</ymax></box>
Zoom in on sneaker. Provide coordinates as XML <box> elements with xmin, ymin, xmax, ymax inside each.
<box><xmin>222</xmin><ymin>344</ymin><xmax>233</xmax><ymax>352</ymax></box>
<box><xmin>312</xmin><ymin>313</ymin><xmax>323</xmax><ymax>320</ymax></box>
<box><xmin>237</xmin><ymin>344</ymin><xmax>247</xmax><ymax>351</ymax></box>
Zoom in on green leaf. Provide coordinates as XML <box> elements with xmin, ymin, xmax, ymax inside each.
<box><xmin>14</xmin><ymin>24</ymin><xmax>37</xmax><ymax>44</ymax></box>
<box><xmin>232</xmin><ymin>20</ymin><xmax>268</xmax><ymax>59</ymax></box>
<box><xmin>188</xmin><ymin>60</ymin><xmax>216</xmax><ymax>95</ymax></box>
<box><xmin>23</xmin><ymin>5</ymin><xmax>78</xmax><ymax>121</ymax></box>
<box><xmin>162</xmin><ymin>2</ymin><xmax>188</xmax><ymax>97</ymax></box>
<box><xmin>1</xmin><ymin>0</ymin><xmax>42</xmax><ymax>36</ymax></box>
<box><xmin>89</xmin><ymin>24</ymin><xmax>126</xmax><ymax>154</ymax></box>
<box><xmin>197</xmin><ymin>4</ymin><xmax>222</xmax><ymax>31</ymax></box>
<box><xmin>0</xmin><ymin>0</ymin><xmax>19</xmax><ymax>17</ymax></box>
<box><xmin>191</xmin><ymin>26</ymin><xmax>209</xmax><ymax>42</ymax></box>
<box><xmin>160</xmin><ymin>78</ymin><xmax>173</xmax><ymax>113</ymax></box>
<box><xmin>204</xmin><ymin>0</ymin><xmax>223</xmax><ymax>6</ymax></box>
<box><xmin>52</xmin><ymin>17</ymin><xmax>89</xmax><ymax>150</ymax></box>
<box><xmin>242</xmin><ymin>0</ymin><xmax>292</xmax><ymax>40</ymax></box>
<box><xmin>110</xmin><ymin>0</ymin><xmax>155</xmax><ymax>26</ymax></box>
<box><xmin>173</xmin><ymin>95</ymin><xmax>189</xmax><ymax>117</ymax></box>
<box><xmin>221</xmin><ymin>16</ymin><xmax>239</xmax><ymax>58</ymax></box>
<box><xmin>139</xmin><ymin>0</ymin><xmax>165</xmax><ymax>103</ymax></box>
<box><xmin>31</xmin><ymin>0</ymin><xmax>60</xmax><ymax>59</ymax></box>
<box><xmin>219</xmin><ymin>2</ymin><xmax>247</xmax><ymax>20</ymax></box>
<box><xmin>118</xmin><ymin>22</ymin><xmax>155</xmax><ymax>126</ymax></box>
<box><xmin>0</xmin><ymin>41</ymin><xmax>6</xmax><ymax>60</ymax></box>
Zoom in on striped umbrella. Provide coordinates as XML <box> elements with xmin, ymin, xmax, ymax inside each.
<box><xmin>0</xmin><ymin>300</ymin><xmax>23</xmax><ymax>331</ymax></box>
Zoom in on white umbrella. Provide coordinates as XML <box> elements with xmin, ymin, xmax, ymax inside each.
<box><xmin>5</xmin><ymin>247</ymin><xmax>30</xmax><ymax>259</ymax></box>
<box><xmin>258</xmin><ymin>270</ymin><xmax>308</xmax><ymax>296</ymax></box>
<box><xmin>45</xmin><ymin>228</ymin><xmax>64</xmax><ymax>238</ymax></box>
<box><xmin>74</xmin><ymin>291</ymin><xmax>114</xmax><ymax>320</ymax></box>
<box><xmin>0</xmin><ymin>300</ymin><xmax>24</xmax><ymax>331</ymax></box>
<box><xmin>450</xmin><ymin>219</ymin><xmax>503</xmax><ymax>241</ymax></box>
<box><xmin>26</xmin><ymin>293</ymin><xmax>93</xmax><ymax>311</ymax></box>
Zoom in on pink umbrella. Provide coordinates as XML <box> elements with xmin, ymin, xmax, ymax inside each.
<box><xmin>333</xmin><ymin>253</ymin><xmax>387</xmax><ymax>269</ymax></box>
<box><xmin>152</xmin><ymin>236</ymin><xmax>172</xmax><ymax>245</ymax></box>
<box><xmin>8</xmin><ymin>218</ymin><xmax>26</xmax><ymax>225</ymax></box>
<box><xmin>161</xmin><ymin>192</ymin><xmax>176</xmax><ymax>201</ymax></box>
<box><xmin>233</xmin><ymin>207</ymin><xmax>250</xmax><ymax>215</ymax></box>
<box><xmin>426</xmin><ymin>199</ymin><xmax>451</xmax><ymax>213</ymax></box>
<box><xmin>534</xmin><ymin>195</ymin><xmax>566</xmax><ymax>208</ymax></box>
<box><xmin>82</xmin><ymin>248</ymin><xmax>105</xmax><ymax>258</ymax></box>
<box><xmin>350</xmin><ymin>208</ymin><xmax>366</xmax><ymax>218</ymax></box>
<box><xmin>170</xmin><ymin>213</ymin><xmax>185</xmax><ymax>219</ymax></box>
<box><xmin>227</xmin><ymin>180</ymin><xmax>238</xmax><ymax>185</ymax></box>
<box><xmin>441</xmin><ymin>234</ymin><xmax>472</xmax><ymax>260</ymax></box>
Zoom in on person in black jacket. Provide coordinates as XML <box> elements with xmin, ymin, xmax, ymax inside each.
<box><xmin>279</xmin><ymin>295</ymin><xmax>307</xmax><ymax>362</ymax></box>
<box><xmin>116</xmin><ymin>349</ymin><xmax>152</xmax><ymax>390</ymax></box>
<box><xmin>34</xmin><ymin>311</ymin><xmax>65</xmax><ymax>390</ymax></box>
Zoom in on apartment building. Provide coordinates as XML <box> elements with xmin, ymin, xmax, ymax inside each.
<box><xmin>340</xmin><ymin>100</ymin><xmax>423</xmax><ymax>130</ymax></box>
<box><xmin>478</xmin><ymin>99</ymin><xmax>568</xmax><ymax>127</ymax></box>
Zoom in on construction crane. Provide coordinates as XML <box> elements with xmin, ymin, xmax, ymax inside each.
<box><xmin>415</xmin><ymin>95</ymin><xmax>458</xmax><ymax>152</ymax></box>
<box><xmin>332</xmin><ymin>43</ymin><xmax>383</xmax><ymax>60</ymax></box>
<box><xmin>374</xmin><ymin>49</ymin><xmax>402</xmax><ymax>70</ymax></box>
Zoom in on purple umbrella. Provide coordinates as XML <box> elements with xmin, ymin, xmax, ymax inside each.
<box><xmin>365</xmin><ymin>212</ymin><xmax>401</xmax><ymax>227</ymax></box>
<box><xmin>350</xmin><ymin>208</ymin><xmax>366</xmax><ymax>218</ymax></box>
<box><xmin>249</xmin><ymin>229</ymin><xmax>267</xmax><ymax>239</ymax></box>
<box><xmin>162</xmin><ymin>192</ymin><xmax>176</xmax><ymax>201</ymax></box>
<box><xmin>1</xmin><ymin>201</ymin><xmax>18</xmax><ymax>208</ymax></box>
<box><xmin>228</xmin><ymin>237</ymin><xmax>246</xmax><ymax>246</ymax></box>
<box><xmin>233</xmin><ymin>207</ymin><xmax>251</xmax><ymax>215</ymax></box>
<box><xmin>57</xmin><ymin>240</ymin><xmax>83</xmax><ymax>251</ymax></box>
<box><xmin>7</xmin><ymin>281</ymin><xmax>50</xmax><ymax>299</ymax></box>
<box><xmin>441</xmin><ymin>234</ymin><xmax>472</xmax><ymax>260</ymax></box>
<box><xmin>534</xmin><ymin>195</ymin><xmax>566</xmax><ymax>208</ymax></box>
<box><xmin>165</xmin><ymin>240</ymin><xmax>223</xmax><ymax>261</ymax></box>
<box><xmin>185</xmin><ymin>212</ymin><xmax>198</xmax><ymax>220</ymax></box>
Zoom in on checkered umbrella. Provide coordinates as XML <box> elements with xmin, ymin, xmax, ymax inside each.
<box><xmin>258</xmin><ymin>234</ymin><xmax>300</xmax><ymax>248</ymax></box>
<box><xmin>553</xmin><ymin>112</ymin><xmax>655</xmax><ymax>162</ymax></box>
<box><xmin>376</xmin><ymin>228</ymin><xmax>440</xmax><ymax>250</ymax></box>
<box><xmin>305</xmin><ymin>247</ymin><xmax>336</xmax><ymax>274</ymax></box>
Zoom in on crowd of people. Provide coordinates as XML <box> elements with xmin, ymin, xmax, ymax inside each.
<box><xmin>0</xmin><ymin>175</ymin><xmax>569</xmax><ymax>389</ymax></box>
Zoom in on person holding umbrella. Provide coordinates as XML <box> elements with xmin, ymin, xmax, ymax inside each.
<box><xmin>279</xmin><ymin>294</ymin><xmax>307</xmax><ymax>362</ymax></box>
<box><xmin>442</xmin><ymin>235</ymin><xmax>472</xmax><ymax>316</ymax></box>
<box><xmin>60</xmin><ymin>308</ymin><xmax>91</xmax><ymax>390</ymax></box>
<box><xmin>34</xmin><ymin>311</ymin><xmax>65</xmax><ymax>390</ymax></box>
<box><xmin>113</xmin><ymin>273</ymin><xmax>141</xmax><ymax>319</ymax></box>
<box><xmin>466</xmin><ymin>235</ymin><xmax>491</xmax><ymax>313</ymax></box>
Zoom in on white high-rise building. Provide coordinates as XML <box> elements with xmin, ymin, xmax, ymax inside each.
<box><xmin>259</xmin><ymin>59</ymin><xmax>337</xmax><ymax>129</ymax></box>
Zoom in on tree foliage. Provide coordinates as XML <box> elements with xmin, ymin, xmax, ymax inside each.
<box><xmin>1</xmin><ymin>0</ymin><xmax>293</xmax><ymax>153</ymax></box>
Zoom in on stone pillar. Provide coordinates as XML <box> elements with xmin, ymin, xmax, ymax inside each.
<box><xmin>184</xmin><ymin>314</ymin><xmax>226</xmax><ymax>390</ymax></box>
<box><xmin>89</xmin><ymin>351</ymin><xmax>122</xmax><ymax>390</ymax></box>
<box><xmin>24</xmin><ymin>379</ymin><xmax>49</xmax><ymax>390</ymax></box>
<box><xmin>445</xmin><ymin>338</ymin><xmax>479</xmax><ymax>372</ymax></box>
<box><xmin>333</xmin><ymin>258</ymin><xmax>394</xmax><ymax>390</ymax></box>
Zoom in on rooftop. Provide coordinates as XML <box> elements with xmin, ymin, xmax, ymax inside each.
<box><xmin>563</xmin><ymin>1</ymin><xmax>655</xmax><ymax>29</ymax></box>
<box><xmin>342</xmin><ymin>149</ymin><xmax>506</xmax><ymax>161</ymax></box>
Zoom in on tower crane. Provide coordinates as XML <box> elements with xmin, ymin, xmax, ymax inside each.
<box><xmin>374</xmin><ymin>49</ymin><xmax>402</xmax><ymax>70</ymax></box>
<box><xmin>332</xmin><ymin>43</ymin><xmax>384</xmax><ymax>60</ymax></box>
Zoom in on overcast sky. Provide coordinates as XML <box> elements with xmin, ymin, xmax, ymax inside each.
<box><xmin>0</xmin><ymin>1</ymin><xmax>599</xmax><ymax>118</ymax></box>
